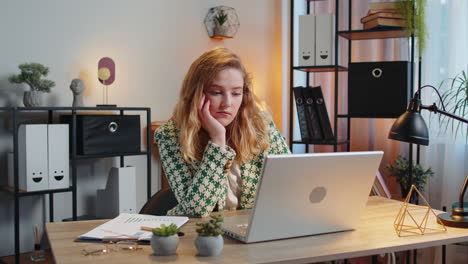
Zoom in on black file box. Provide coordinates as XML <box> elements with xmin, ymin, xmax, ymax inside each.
<box><xmin>348</xmin><ymin>61</ymin><xmax>411</xmax><ymax>118</ymax></box>
<box><xmin>60</xmin><ymin>115</ymin><xmax>141</xmax><ymax>155</ymax></box>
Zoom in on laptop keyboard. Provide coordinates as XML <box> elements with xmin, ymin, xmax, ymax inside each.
<box><xmin>223</xmin><ymin>214</ymin><xmax>251</xmax><ymax>240</ymax></box>
<box><xmin>224</xmin><ymin>223</ymin><xmax>249</xmax><ymax>239</ymax></box>
<box><xmin>236</xmin><ymin>224</ymin><xmax>248</xmax><ymax>235</ymax></box>
<box><xmin>237</xmin><ymin>224</ymin><xmax>249</xmax><ymax>229</ymax></box>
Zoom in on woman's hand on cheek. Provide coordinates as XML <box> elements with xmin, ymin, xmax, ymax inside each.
<box><xmin>198</xmin><ymin>94</ymin><xmax>226</xmax><ymax>148</ymax></box>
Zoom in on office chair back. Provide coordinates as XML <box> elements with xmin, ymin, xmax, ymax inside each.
<box><xmin>139</xmin><ymin>187</ymin><xmax>178</xmax><ymax>216</ymax></box>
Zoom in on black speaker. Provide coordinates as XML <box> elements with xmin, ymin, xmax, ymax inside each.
<box><xmin>348</xmin><ymin>61</ymin><xmax>411</xmax><ymax>118</ymax></box>
<box><xmin>60</xmin><ymin>115</ymin><xmax>140</xmax><ymax>155</ymax></box>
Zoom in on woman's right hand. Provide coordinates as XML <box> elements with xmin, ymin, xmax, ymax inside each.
<box><xmin>198</xmin><ymin>93</ymin><xmax>226</xmax><ymax>148</ymax></box>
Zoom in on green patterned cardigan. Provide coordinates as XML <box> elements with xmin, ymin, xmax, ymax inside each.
<box><xmin>155</xmin><ymin>119</ymin><xmax>290</xmax><ymax>217</ymax></box>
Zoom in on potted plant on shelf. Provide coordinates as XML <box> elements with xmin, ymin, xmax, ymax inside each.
<box><xmin>195</xmin><ymin>215</ymin><xmax>224</xmax><ymax>256</ymax></box>
<box><xmin>151</xmin><ymin>223</ymin><xmax>180</xmax><ymax>256</ymax></box>
<box><xmin>213</xmin><ymin>9</ymin><xmax>228</xmax><ymax>36</ymax></box>
<box><xmin>438</xmin><ymin>70</ymin><xmax>468</xmax><ymax>142</ymax></box>
<box><xmin>8</xmin><ymin>62</ymin><xmax>55</xmax><ymax>107</ymax></box>
<box><xmin>398</xmin><ymin>0</ymin><xmax>427</xmax><ymax>55</ymax></box>
<box><xmin>387</xmin><ymin>155</ymin><xmax>434</xmax><ymax>198</ymax></box>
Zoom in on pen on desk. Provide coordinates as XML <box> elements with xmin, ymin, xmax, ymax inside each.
<box><xmin>140</xmin><ymin>226</ymin><xmax>184</xmax><ymax>236</ymax></box>
<box><xmin>140</xmin><ymin>226</ymin><xmax>153</xmax><ymax>232</ymax></box>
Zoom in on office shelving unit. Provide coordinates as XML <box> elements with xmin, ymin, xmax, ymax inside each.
<box><xmin>0</xmin><ymin>106</ymin><xmax>152</xmax><ymax>264</ymax></box>
<box><xmin>289</xmin><ymin>0</ymin><xmax>419</xmax><ymax>153</ymax></box>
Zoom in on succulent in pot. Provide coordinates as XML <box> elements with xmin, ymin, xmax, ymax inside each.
<box><xmin>195</xmin><ymin>215</ymin><xmax>224</xmax><ymax>256</ymax></box>
<box><xmin>150</xmin><ymin>223</ymin><xmax>180</xmax><ymax>256</ymax></box>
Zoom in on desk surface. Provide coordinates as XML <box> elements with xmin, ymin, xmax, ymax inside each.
<box><xmin>46</xmin><ymin>197</ymin><xmax>468</xmax><ymax>264</ymax></box>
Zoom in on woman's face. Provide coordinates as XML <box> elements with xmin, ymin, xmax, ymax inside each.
<box><xmin>204</xmin><ymin>68</ymin><xmax>244</xmax><ymax>127</ymax></box>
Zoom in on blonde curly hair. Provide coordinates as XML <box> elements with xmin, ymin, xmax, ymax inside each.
<box><xmin>172</xmin><ymin>47</ymin><xmax>271</xmax><ymax>164</ymax></box>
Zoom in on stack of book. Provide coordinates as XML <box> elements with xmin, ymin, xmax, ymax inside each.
<box><xmin>361</xmin><ymin>1</ymin><xmax>406</xmax><ymax>30</ymax></box>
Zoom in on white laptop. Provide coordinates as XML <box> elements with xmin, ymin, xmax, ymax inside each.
<box><xmin>222</xmin><ymin>151</ymin><xmax>384</xmax><ymax>243</ymax></box>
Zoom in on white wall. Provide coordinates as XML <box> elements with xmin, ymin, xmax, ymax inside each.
<box><xmin>0</xmin><ymin>0</ymin><xmax>286</xmax><ymax>255</ymax></box>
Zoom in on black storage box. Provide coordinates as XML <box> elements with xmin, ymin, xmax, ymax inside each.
<box><xmin>60</xmin><ymin>115</ymin><xmax>140</xmax><ymax>155</ymax></box>
<box><xmin>348</xmin><ymin>61</ymin><xmax>411</xmax><ymax>118</ymax></box>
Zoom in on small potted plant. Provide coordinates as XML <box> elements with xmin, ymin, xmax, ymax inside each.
<box><xmin>195</xmin><ymin>215</ymin><xmax>224</xmax><ymax>256</ymax></box>
<box><xmin>9</xmin><ymin>62</ymin><xmax>55</xmax><ymax>107</ymax></box>
<box><xmin>151</xmin><ymin>223</ymin><xmax>180</xmax><ymax>256</ymax></box>
<box><xmin>213</xmin><ymin>9</ymin><xmax>228</xmax><ymax>36</ymax></box>
<box><xmin>387</xmin><ymin>155</ymin><xmax>434</xmax><ymax>198</ymax></box>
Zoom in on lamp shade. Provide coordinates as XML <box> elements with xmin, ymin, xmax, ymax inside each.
<box><xmin>388</xmin><ymin>109</ymin><xmax>429</xmax><ymax>145</ymax></box>
<box><xmin>98</xmin><ymin>57</ymin><xmax>115</xmax><ymax>85</ymax></box>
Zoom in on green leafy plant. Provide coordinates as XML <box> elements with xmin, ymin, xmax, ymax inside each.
<box><xmin>387</xmin><ymin>155</ymin><xmax>434</xmax><ymax>197</ymax></box>
<box><xmin>9</xmin><ymin>63</ymin><xmax>55</xmax><ymax>92</ymax></box>
<box><xmin>196</xmin><ymin>215</ymin><xmax>223</xmax><ymax>236</ymax></box>
<box><xmin>152</xmin><ymin>224</ymin><xmax>179</xmax><ymax>237</ymax></box>
<box><xmin>214</xmin><ymin>9</ymin><xmax>228</xmax><ymax>26</ymax></box>
<box><xmin>438</xmin><ymin>70</ymin><xmax>468</xmax><ymax>141</ymax></box>
<box><xmin>398</xmin><ymin>0</ymin><xmax>427</xmax><ymax>55</ymax></box>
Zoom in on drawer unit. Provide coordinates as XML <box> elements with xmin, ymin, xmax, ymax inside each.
<box><xmin>348</xmin><ymin>61</ymin><xmax>411</xmax><ymax>118</ymax></box>
<box><xmin>61</xmin><ymin>115</ymin><xmax>140</xmax><ymax>155</ymax></box>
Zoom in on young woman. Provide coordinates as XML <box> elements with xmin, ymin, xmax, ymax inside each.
<box><xmin>155</xmin><ymin>47</ymin><xmax>290</xmax><ymax>217</ymax></box>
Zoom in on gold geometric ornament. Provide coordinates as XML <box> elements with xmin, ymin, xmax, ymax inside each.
<box><xmin>394</xmin><ymin>185</ymin><xmax>447</xmax><ymax>237</ymax></box>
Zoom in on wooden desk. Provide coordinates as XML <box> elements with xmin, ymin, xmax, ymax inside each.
<box><xmin>46</xmin><ymin>197</ymin><xmax>468</xmax><ymax>264</ymax></box>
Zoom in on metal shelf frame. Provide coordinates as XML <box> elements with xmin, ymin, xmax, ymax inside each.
<box><xmin>0</xmin><ymin>106</ymin><xmax>152</xmax><ymax>264</ymax></box>
<box><xmin>288</xmin><ymin>0</ymin><xmax>418</xmax><ymax>153</ymax></box>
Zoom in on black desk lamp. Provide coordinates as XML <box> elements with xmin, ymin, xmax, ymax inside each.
<box><xmin>388</xmin><ymin>85</ymin><xmax>468</xmax><ymax>228</ymax></box>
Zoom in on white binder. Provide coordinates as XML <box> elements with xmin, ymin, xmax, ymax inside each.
<box><xmin>315</xmin><ymin>13</ymin><xmax>335</xmax><ymax>66</ymax></box>
<box><xmin>299</xmin><ymin>14</ymin><xmax>316</xmax><ymax>66</ymax></box>
<box><xmin>15</xmin><ymin>124</ymin><xmax>49</xmax><ymax>191</ymax></box>
<box><xmin>48</xmin><ymin>124</ymin><xmax>69</xmax><ymax>189</ymax></box>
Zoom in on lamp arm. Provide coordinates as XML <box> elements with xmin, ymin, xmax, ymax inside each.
<box><xmin>420</xmin><ymin>103</ymin><xmax>468</xmax><ymax>124</ymax></box>
<box><xmin>415</xmin><ymin>85</ymin><xmax>447</xmax><ymax>111</ymax></box>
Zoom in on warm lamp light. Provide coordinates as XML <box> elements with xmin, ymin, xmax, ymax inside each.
<box><xmin>98</xmin><ymin>67</ymin><xmax>111</xmax><ymax>82</ymax></box>
<box><xmin>388</xmin><ymin>84</ymin><xmax>468</xmax><ymax>228</ymax></box>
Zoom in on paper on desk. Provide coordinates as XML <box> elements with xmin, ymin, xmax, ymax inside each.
<box><xmin>78</xmin><ymin>213</ymin><xmax>189</xmax><ymax>241</ymax></box>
